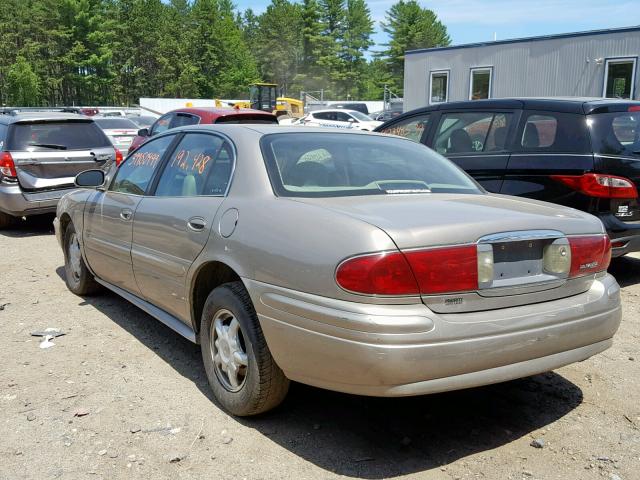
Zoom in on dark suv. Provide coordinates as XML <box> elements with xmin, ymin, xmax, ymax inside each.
<box><xmin>0</xmin><ymin>112</ymin><xmax>119</xmax><ymax>228</ymax></box>
<box><xmin>376</xmin><ymin>98</ymin><xmax>640</xmax><ymax>257</ymax></box>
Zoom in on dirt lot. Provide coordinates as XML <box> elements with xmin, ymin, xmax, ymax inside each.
<box><xmin>1</xmin><ymin>216</ymin><xmax>639</xmax><ymax>480</ymax></box>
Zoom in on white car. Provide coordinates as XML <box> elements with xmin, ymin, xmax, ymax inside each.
<box><xmin>299</xmin><ymin>109</ymin><xmax>382</xmax><ymax>131</ymax></box>
<box><xmin>93</xmin><ymin>117</ymin><xmax>140</xmax><ymax>152</ymax></box>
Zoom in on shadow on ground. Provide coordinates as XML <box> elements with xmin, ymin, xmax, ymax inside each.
<box><xmin>55</xmin><ymin>265</ymin><xmax>585</xmax><ymax>478</ymax></box>
<box><xmin>608</xmin><ymin>255</ymin><xmax>640</xmax><ymax>288</ymax></box>
<box><xmin>0</xmin><ymin>214</ymin><xmax>55</xmax><ymax>238</ymax></box>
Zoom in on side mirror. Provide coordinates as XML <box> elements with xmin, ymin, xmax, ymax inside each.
<box><xmin>347</xmin><ymin>118</ymin><xmax>355</xmax><ymax>122</ymax></box>
<box><xmin>75</xmin><ymin>169</ymin><xmax>105</xmax><ymax>188</ymax></box>
<box><xmin>137</xmin><ymin>128</ymin><xmax>149</xmax><ymax>137</ymax></box>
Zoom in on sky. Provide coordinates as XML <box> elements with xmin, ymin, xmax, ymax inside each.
<box><xmin>233</xmin><ymin>0</ymin><xmax>640</xmax><ymax>54</ymax></box>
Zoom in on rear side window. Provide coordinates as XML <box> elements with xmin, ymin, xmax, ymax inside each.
<box><xmin>170</xmin><ymin>113</ymin><xmax>200</xmax><ymax>129</ymax></box>
<box><xmin>110</xmin><ymin>135</ymin><xmax>175</xmax><ymax>195</ymax></box>
<box><xmin>154</xmin><ymin>133</ymin><xmax>234</xmax><ymax>197</ymax></box>
<box><xmin>434</xmin><ymin>112</ymin><xmax>513</xmax><ymax>154</ymax></box>
<box><xmin>379</xmin><ymin>115</ymin><xmax>430</xmax><ymax>143</ymax></box>
<box><xmin>517</xmin><ymin>111</ymin><xmax>590</xmax><ymax>153</ymax></box>
<box><xmin>0</xmin><ymin>124</ymin><xmax>7</xmax><ymax>149</ymax></box>
<box><xmin>7</xmin><ymin>121</ymin><xmax>111</xmax><ymax>151</ymax></box>
<box><xmin>588</xmin><ymin>112</ymin><xmax>640</xmax><ymax>156</ymax></box>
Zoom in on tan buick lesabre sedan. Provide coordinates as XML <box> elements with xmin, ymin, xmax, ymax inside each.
<box><xmin>54</xmin><ymin>125</ymin><xmax>622</xmax><ymax>416</ymax></box>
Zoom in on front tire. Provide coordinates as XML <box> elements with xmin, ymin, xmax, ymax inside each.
<box><xmin>63</xmin><ymin>223</ymin><xmax>101</xmax><ymax>296</ymax></box>
<box><xmin>201</xmin><ymin>281</ymin><xmax>289</xmax><ymax>416</ymax></box>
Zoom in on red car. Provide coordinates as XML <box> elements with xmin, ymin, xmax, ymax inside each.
<box><xmin>128</xmin><ymin>107</ymin><xmax>278</xmax><ymax>153</ymax></box>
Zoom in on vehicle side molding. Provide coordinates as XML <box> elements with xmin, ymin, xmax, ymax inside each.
<box><xmin>94</xmin><ymin>278</ymin><xmax>197</xmax><ymax>343</ymax></box>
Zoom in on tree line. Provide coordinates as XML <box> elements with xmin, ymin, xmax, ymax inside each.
<box><xmin>0</xmin><ymin>0</ymin><xmax>450</xmax><ymax>107</ymax></box>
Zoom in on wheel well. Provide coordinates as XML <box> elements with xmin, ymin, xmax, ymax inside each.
<box><xmin>191</xmin><ymin>262</ymin><xmax>241</xmax><ymax>335</ymax></box>
<box><xmin>59</xmin><ymin>213</ymin><xmax>72</xmax><ymax>238</ymax></box>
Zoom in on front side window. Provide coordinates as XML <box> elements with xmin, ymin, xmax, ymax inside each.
<box><xmin>434</xmin><ymin>112</ymin><xmax>513</xmax><ymax>154</ymax></box>
<box><xmin>604</xmin><ymin>58</ymin><xmax>637</xmax><ymax>99</ymax></box>
<box><xmin>589</xmin><ymin>111</ymin><xmax>640</xmax><ymax>157</ymax></box>
<box><xmin>379</xmin><ymin>115</ymin><xmax>430</xmax><ymax>143</ymax></box>
<box><xmin>430</xmin><ymin>71</ymin><xmax>449</xmax><ymax>104</ymax></box>
<box><xmin>261</xmin><ymin>132</ymin><xmax>481</xmax><ymax>197</ymax></box>
<box><xmin>110</xmin><ymin>135</ymin><xmax>175</xmax><ymax>195</ymax></box>
<box><xmin>470</xmin><ymin>67</ymin><xmax>492</xmax><ymax>100</ymax></box>
<box><xmin>154</xmin><ymin>133</ymin><xmax>234</xmax><ymax>197</ymax></box>
<box><xmin>151</xmin><ymin>114</ymin><xmax>173</xmax><ymax>136</ymax></box>
<box><xmin>336</xmin><ymin>112</ymin><xmax>354</xmax><ymax>123</ymax></box>
<box><xmin>518</xmin><ymin>111</ymin><xmax>590</xmax><ymax>153</ymax></box>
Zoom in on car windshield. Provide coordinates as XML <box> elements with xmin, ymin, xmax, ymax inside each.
<box><xmin>261</xmin><ymin>132</ymin><xmax>482</xmax><ymax>197</ymax></box>
<box><xmin>7</xmin><ymin>121</ymin><xmax>111</xmax><ymax>151</ymax></box>
<box><xmin>95</xmin><ymin>118</ymin><xmax>139</xmax><ymax>129</ymax></box>
<box><xmin>589</xmin><ymin>111</ymin><xmax>640</xmax><ymax>156</ymax></box>
<box><xmin>347</xmin><ymin>111</ymin><xmax>373</xmax><ymax>122</ymax></box>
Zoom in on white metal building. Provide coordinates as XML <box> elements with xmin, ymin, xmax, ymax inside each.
<box><xmin>403</xmin><ymin>26</ymin><xmax>640</xmax><ymax>111</ymax></box>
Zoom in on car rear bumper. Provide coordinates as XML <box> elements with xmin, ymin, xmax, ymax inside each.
<box><xmin>600</xmin><ymin>213</ymin><xmax>640</xmax><ymax>257</ymax></box>
<box><xmin>245</xmin><ymin>274</ymin><xmax>621</xmax><ymax>397</ymax></box>
<box><xmin>0</xmin><ymin>182</ymin><xmax>74</xmax><ymax>217</ymax></box>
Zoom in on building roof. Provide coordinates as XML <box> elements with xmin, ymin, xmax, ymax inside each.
<box><xmin>406</xmin><ymin>25</ymin><xmax>640</xmax><ymax>55</ymax></box>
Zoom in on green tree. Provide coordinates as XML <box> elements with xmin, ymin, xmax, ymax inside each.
<box><xmin>253</xmin><ymin>0</ymin><xmax>303</xmax><ymax>95</ymax></box>
<box><xmin>6</xmin><ymin>56</ymin><xmax>41</xmax><ymax>106</ymax></box>
<box><xmin>338</xmin><ymin>0</ymin><xmax>373</xmax><ymax>98</ymax></box>
<box><xmin>379</xmin><ymin>0</ymin><xmax>450</xmax><ymax>94</ymax></box>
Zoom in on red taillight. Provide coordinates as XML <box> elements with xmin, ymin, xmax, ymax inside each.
<box><xmin>568</xmin><ymin>235</ymin><xmax>611</xmax><ymax>277</ymax></box>
<box><xmin>115</xmin><ymin>148</ymin><xmax>123</xmax><ymax>166</ymax></box>
<box><xmin>405</xmin><ymin>245</ymin><xmax>478</xmax><ymax>294</ymax></box>
<box><xmin>336</xmin><ymin>251</ymin><xmax>419</xmax><ymax>295</ymax></box>
<box><xmin>628</xmin><ymin>106</ymin><xmax>640</xmax><ymax>112</ymax></box>
<box><xmin>0</xmin><ymin>152</ymin><xmax>17</xmax><ymax>177</ymax></box>
<box><xmin>336</xmin><ymin>245</ymin><xmax>479</xmax><ymax>296</ymax></box>
<box><xmin>551</xmin><ymin>173</ymin><xmax>638</xmax><ymax>199</ymax></box>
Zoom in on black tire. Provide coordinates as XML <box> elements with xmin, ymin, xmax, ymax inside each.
<box><xmin>63</xmin><ymin>223</ymin><xmax>101</xmax><ymax>296</ymax></box>
<box><xmin>200</xmin><ymin>281</ymin><xmax>289</xmax><ymax>416</ymax></box>
<box><xmin>0</xmin><ymin>211</ymin><xmax>15</xmax><ymax>229</ymax></box>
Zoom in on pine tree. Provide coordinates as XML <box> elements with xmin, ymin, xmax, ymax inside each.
<box><xmin>6</xmin><ymin>56</ymin><xmax>41</xmax><ymax>106</ymax></box>
<box><xmin>379</xmin><ymin>0</ymin><xmax>451</xmax><ymax>94</ymax></box>
<box><xmin>338</xmin><ymin>0</ymin><xmax>373</xmax><ymax>98</ymax></box>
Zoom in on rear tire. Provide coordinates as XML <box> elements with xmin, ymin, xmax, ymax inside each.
<box><xmin>63</xmin><ymin>223</ymin><xmax>101</xmax><ymax>296</ymax></box>
<box><xmin>0</xmin><ymin>212</ymin><xmax>15</xmax><ymax>229</ymax></box>
<box><xmin>201</xmin><ymin>281</ymin><xmax>289</xmax><ymax>416</ymax></box>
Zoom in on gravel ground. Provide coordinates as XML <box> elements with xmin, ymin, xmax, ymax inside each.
<box><xmin>1</xmin><ymin>215</ymin><xmax>639</xmax><ymax>480</ymax></box>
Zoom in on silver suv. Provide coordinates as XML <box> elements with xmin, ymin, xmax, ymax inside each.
<box><xmin>0</xmin><ymin>112</ymin><xmax>119</xmax><ymax>228</ymax></box>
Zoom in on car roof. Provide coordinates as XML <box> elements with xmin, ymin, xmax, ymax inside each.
<box><xmin>311</xmin><ymin>109</ymin><xmax>370</xmax><ymax>116</ymax></box>
<box><xmin>169</xmin><ymin>107</ymin><xmax>274</xmax><ymax>119</ymax></box>
<box><xmin>166</xmin><ymin>124</ymin><xmax>387</xmax><ymax>138</ymax></box>
<box><xmin>394</xmin><ymin>97</ymin><xmax>640</xmax><ymax>117</ymax></box>
<box><xmin>0</xmin><ymin>111</ymin><xmax>92</xmax><ymax>124</ymax></box>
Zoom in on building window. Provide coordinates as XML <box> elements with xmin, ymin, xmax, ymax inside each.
<box><xmin>603</xmin><ymin>58</ymin><xmax>637</xmax><ymax>99</ymax></box>
<box><xmin>469</xmin><ymin>67</ymin><xmax>492</xmax><ymax>100</ymax></box>
<box><xmin>430</xmin><ymin>70</ymin><xmax>449</xmax><ymax>104</ymax></box>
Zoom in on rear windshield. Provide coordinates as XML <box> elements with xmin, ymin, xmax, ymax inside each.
<box><xmin>589</xmin><ymin>112</ymin><xmax>640</xmax><ymax>157</ymax></box>
<box><xmin>215</xmin><ymin>114</ymin><xmax>278</xmax><ymax>124</ymax></box>
<box><xmin>94</xmin><ymin>118</ymin><xmax>139</xmax><ymax>129</ymax></box>
<box><xmin>7</xmin><ymin>121</ymin><xmax>111</xmax><ymax>151</ymax></box>
<box><xmin>261</xmin><ymin>132</ymin><xmax>482</xmax><ymax>197</ymax></box>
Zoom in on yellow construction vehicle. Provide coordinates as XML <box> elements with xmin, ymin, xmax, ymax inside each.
<box><xmin>234</xmin><ymin>83</ymin><xmax>304</xmax><ymax>118</ymax></box>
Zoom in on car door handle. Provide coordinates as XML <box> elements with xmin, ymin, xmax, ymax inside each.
<box><xmin>120</xmin><ymin>209</ymin><xmax>133</xmax><ymax>221</ymax></box>
<box><xmin>187</xmin><ymin>217</ymin><xmax>207</xmax><ymax>232</ymax></box>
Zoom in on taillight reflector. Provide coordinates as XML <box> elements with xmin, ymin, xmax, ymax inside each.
<box><xmin>0</xmin><ymin>152</ymin><xmax>17</xmax><ymax>177</ymax></box>
<box><xmin>568</xmin><ymin>235</ymin><xmax>611</xmax><ymax>277</ymax></box>
<box><xmin>551</xmin><ymin>173</ymin><xmax>638</xmax><ymax>199</ymax></box>
<box><xmin>405</xmin><ymin>245</ymin><xmax>478</xmax><ymax>294</ymax></box>
<box><xmin>335</xmin><ymin>251</ymin><xmax>419</xmax><ymax>295</ymax></box>
<box><xmin>115</xmin><ymin>148</ymin><xmax>124</xmax><ymax>166</ymax></box>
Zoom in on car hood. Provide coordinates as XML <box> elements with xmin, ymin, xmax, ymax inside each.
<box><xmin>289</xmin><ymin>193</ymin><xmax>604</xmax><ymax>249</ymax></box>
